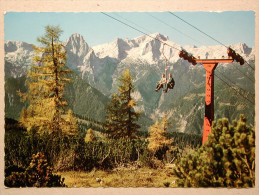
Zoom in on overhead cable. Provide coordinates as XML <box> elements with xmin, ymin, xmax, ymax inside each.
<box><xmin>168</xmin><ymin>11</ymin><xmax>255</xmax><ymax>72</ymax></box>
<box><xmin>147</xmin><ymin>13</ymin><xmax>203</xmax><ymax>46</ymax></box>
<box><xmin>102</xmin><ymin>11</ymin><xmax>254</xmax><ymax>105</ymax></box>
<box><xmin>215</xmin><ymin>73</ymin><xmax>254</xmax><ymax>105</ymax></box>
<box><xmin>101</xmin><ymin>12</ymin><xmax>181</xmax><ymax>52</ymax></box>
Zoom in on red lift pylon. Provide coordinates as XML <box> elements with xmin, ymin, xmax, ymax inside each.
<box><xmin>179</xmin><ymin>48</ymin><xmax>243</xmax><ymax>145</ymax></box>
<box><xmin>195</xmin><ymin>59</ymin><xmax>233</xmax><ymax>145</ymax></box>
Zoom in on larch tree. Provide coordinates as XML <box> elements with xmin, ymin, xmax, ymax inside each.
<box><xmin>105</xmin><ymin>69</ymin><xmax>141</xmax><ymax>139</ymax></box>
<box><xmin>19</xmin><ymin>25</ymin><xmax>78</xmax><ymax>136</ymax></box>
<box><xmin>148</xmin><ymin>115</ymin><xmax>172</xmax><ymax>154</ymax></box>
<box><xmin>63</xmin><ymin>109</ymin><xmax>78</xmax><ymax>135</ymax></box>
<box><xmin>84</xmin><ymin>128</ymin><xmax>96</xmax><ymax>143</ymax></box>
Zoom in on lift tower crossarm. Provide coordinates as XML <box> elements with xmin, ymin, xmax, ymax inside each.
<box><xmin>195</xmin><ymin>59</ymin><xmax>234</xmax><ymax>64</ymax></box>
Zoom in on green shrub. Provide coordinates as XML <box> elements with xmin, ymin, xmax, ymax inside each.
<box><xmin>5</xmin><ymin>118</ymin><xmax>201</xmax><ymax>172</ymax></box>
<box><xmin>5</xmin><ymin>172</ymin><xmax>27</xmax><ymax>187</ymax></box>
<box><xmin>5</xmin><ymin>165</ymin><xmax>25</xmax><ymax>178</ymax></box>
<box><xmin>173</xmin><ymin>115</ymin><xmax>255</xmax><ymax>187</ymax></box>
<box><xmin>5</xmin><ymin>152</ymin><xmax>66</xmax><ymax>187</ymax></box>
<box><xmin>163</xmin><ymin>181</ymin><xmax>170</xmax><ymax>187</ymax></box>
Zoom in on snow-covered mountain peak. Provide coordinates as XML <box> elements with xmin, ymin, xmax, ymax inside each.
<box><xmin>182</xmin><ymin>42</ymin><xmax>253</xmax><ymax>60</ymax></box>
<box><xmin>65</xmin><ymin>33</ymin><xmax>94</xmax><ymax>70</ymax></box>
<box><xmin>151</xmin><ymin>32</ymin><xmax>169</xmax><ymax>41</ymax></box>
<box><xmin>4</xmin><ymin>40</ymin><xmax>34</xmax><ymax>65</ymax></box>
<box><xmin>229</xmin><ymin>42</ymin><xmax>252</xmax><ymax>56</ymax></box>
<box><xmin>65</xmin><ymin>33</ymin><xmax>90</xmax><ymax>55</ymax></box>
<box><xmin>93</xmin><ymin>38</ymin><xmax>127</xmax><ymax>60</ymax></box>
<box><xmin>66</xmin><ymin>33</ymin><xmax>85</xmax><ymax>43</ymax></box>
<box><xmin>4</xmin><ymin>33</ymin><xmax>255</xmax><ymax>80</ymax></box>
<box><xmin>135</xmin><ymin>32</ymin><xmax>169</xmax><ymax>43</ymax></box>
<box><xmin>93</xmin><ymin>33</ymin><xmax>177</xmax><ymax>64</ymax></box>
<box><xmin>4</xmin><ymin>41</ymin><xmax>34</xmax><ymax>78</ymax></box>
<box><xmin>5</xmin><ymin>41</ymin><xmax>33</xmax><ymax>54</ymax></box>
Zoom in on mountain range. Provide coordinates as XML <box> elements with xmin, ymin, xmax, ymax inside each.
<box><xmin>4</xmin><ymin>33</ymin><xmax>255</xmax><ymax>134</ymax></box>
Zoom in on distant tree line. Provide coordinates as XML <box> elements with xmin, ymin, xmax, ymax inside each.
<box><xmin>75</xmin><ymin>113</ymin><xmax>104</xmax><ymax>126</ymax></box>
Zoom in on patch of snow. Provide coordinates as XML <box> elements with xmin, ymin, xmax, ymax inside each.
<box><xmin>132</xmin><ymin>90</ymin><xmax>143</xmax><ymax>101</ymax></box>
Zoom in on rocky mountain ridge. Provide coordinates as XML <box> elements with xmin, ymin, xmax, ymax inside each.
<box><xmin>5</xmin><ymin>33</ymin><xmax>254</xmax><ymax>79</ymax></box>
<box><xmin>4</xmin><ymin>33</ymin><xmax>255</xmax><ymax>133</ymax></box>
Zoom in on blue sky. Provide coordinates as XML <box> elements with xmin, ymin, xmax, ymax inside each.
<box><xmin>4</xmin><ymin>11</ymin><xmax>255</xmax><ymax>47</ymax></box>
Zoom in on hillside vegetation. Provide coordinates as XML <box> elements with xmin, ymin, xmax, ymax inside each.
<box><xmin>4</xmin><ymin>71</ymin><xmax>254</xmax><ymax>135</ymax></box>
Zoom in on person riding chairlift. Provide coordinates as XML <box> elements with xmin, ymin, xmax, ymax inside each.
<box><xmin>155</xmin><ymin>73</ymin><xmax>175</xmax><ymax>93</ymax></box>
<box><xmin>155</xmin><ymin>74</ymin><xmax>166</xmax><ymax>92</ymax></box>
<box><xmin>163</xmin><ymin>73</ymin><xmax>175</xmax><ymax>93</ymax></box>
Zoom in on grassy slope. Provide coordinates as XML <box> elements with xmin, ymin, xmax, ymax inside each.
<box><xmin>57</xmin><ymin>166</ymin><xmax>177</xmax><ymax>187</ymax></box>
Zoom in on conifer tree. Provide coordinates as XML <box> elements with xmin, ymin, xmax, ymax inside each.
<box><xmin>104</xmin><ymin>93</ymin><xmax>123</xmax><ymax>139</ymax></box>
<box><xmin>117</xmin><ymin>69</ymin><xmax>141</xmax><ymax>138</ymax></box>
<box><xmin>18</xmin><ymin>25</ymin><xmax>78</xmax><ymax>136</ymax></box>
<box><xmin>19</xmin><ymin>108</ymin><xmax>28</xmax><ymax>127</ymax></box>
<box><xmin>63</xmin><ymin>109</ymin><xmax>78</xmax><ymax>135</ymax></box>
<box><xmin>148</xmin><ymin>115</ymin><xmax>172</xmax><ymax>154</ymax></box>
<box><xmin>105</xmin><ymin>69</ymin><xmax>140</xmax><ymax>139</ymax></box>
<box><xmin>84</xmin><ymin>128</ymin><xmax>96</xmax><ymax>142</ymax></box>
<box><xmin>173</xmin><ymin>114</ymin><xmax>255</xmax><ymax>187</ymax></box>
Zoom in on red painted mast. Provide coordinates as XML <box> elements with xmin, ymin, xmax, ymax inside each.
<box><xmin>178</xmin><ymin>48</ymin><xmax>244</xmax><ymax>145</ymax></box>
<box><xmin>195</xmin><ymin>59</ymin><xmax>233</xmax><ymax>145</ymax></box>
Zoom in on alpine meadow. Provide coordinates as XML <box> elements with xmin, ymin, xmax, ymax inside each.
<box><xmin>4</xmin><ymin>11</ymin><xmax>255</xmax><ymax>188</ymax></box>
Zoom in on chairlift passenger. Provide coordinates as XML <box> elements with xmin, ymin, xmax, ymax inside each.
<box><xmin>155</xmin><ymin>74</ymin><xmax>166</xmax><ymax>92</ymax></box>
<box><xmin>163</xmin><ymin>73</ymin><xmax>175</xmax><ymax>93</ymax></box>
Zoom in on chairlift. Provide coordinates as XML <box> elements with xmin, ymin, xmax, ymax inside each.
<box><xmin>154</xmin><ymin>43</ymin><xmax>175</xmax><ymax>93</ymax></box>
